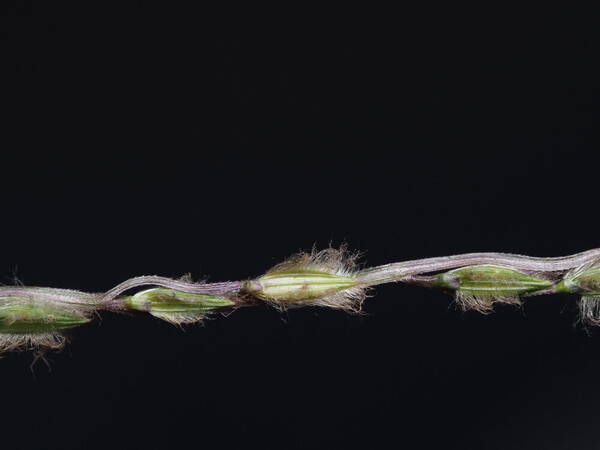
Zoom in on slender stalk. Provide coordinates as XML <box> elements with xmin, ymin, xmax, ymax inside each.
<box><xmin>356</xmin><ymin>249</ymin><xmax>600</xmax><ymax>285</ymax></box>
<box><xmin>99</xmin><ymin>276</ymin><xmax>243</xmax><ymax>304</ymax></box>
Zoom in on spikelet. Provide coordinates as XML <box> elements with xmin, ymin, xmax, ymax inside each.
<box><xmin>126</xmin><ymin>288</ymin><xmax>235</xmax><ymax>325</ymax></box>
<box><xmin>0</xmin><ymin>288</ymin><xmax>95</xmax><ymax>353</ymax></box>
<box><xmin>556</xmin><ymin>260</ymin><xmax>600</xmax><ymax>295</ymax></box>
<box><xmin>244</xmin><ymin>246</ymin><xmax>368</xmax><ymax>312</ymax></box>
<box><xmin>557</xmin><ymin>260</ymin><xmax>600</xmax><ymax>326</ymax></box>
<box><xmin>435</xmin><ymin>265</ymin><xmax>552</xmax><ymax>314</ymax></box>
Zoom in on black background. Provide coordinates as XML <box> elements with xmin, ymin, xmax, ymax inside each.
<box><xmin>2</xmin><ymin>4</ymin><xmax>600</xmax><ymax>449</ymax></box>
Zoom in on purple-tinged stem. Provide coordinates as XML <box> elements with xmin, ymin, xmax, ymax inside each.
<box><xmin>357</xmin><ymin>249</ymin><xmax>600</xmax><ymax>285</ymax></box>
<box><xmin>99</xmin><ymin>276</ymin><xmax>243</xmax><ymax>305</ymax></box>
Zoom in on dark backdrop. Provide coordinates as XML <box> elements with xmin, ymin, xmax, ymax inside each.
<box><xmin>2</xmin><ymin>4</ymin><xmax>599</xmax><ymax>450</ymax></box>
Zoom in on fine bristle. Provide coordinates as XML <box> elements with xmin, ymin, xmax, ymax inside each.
<box><xmin>267</xmin><ymin>245</ymin><xmax>362</xmax><ymax>278</ymax></box>
<box><xmin>151</xmin><ymin>312</ymin><xmax>205</xmax><ymax>325</ymax></box>
<box><xmin>310</xmin><ymin>285</ymin><xmax>368</xmax><ymax>312</ymax></box>
<box><xmin>578</xmin><ymin>296</ymin><xmax>600</xmax><ymax>326</ymax></box>
<box><xmin>455</xmin><ymin>291</ymin><xmax>522</xmax><ymax>314</ymax></box>
<box><xmin>0</xmin><ymin>332</ymin><xmax>66</xmax><ymax>353</ymax></box>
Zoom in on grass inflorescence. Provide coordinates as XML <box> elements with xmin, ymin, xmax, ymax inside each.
<box><xmin>3</xmin><ymin>246</ymin><xmax>600</xmax><ymax>356</ymax></box>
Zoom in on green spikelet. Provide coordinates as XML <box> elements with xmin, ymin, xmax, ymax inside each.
<box><xmin>243</xmin><ymin>247</ymin><xmax>367</xmax><ymax>311</ymax></box>
<box><xmin>436</xmin><ymin>265</ymin><xmax>552</xmax><ymax>313</ymax></box>
<box><xmin>556</xmin><ymin>261</ymin><xmax>600</xmax><ymax>325</ymax></box>
<box><xmin>556</xmin><ymin>262</ymin><xmax>600</xmax><ymax>295</ymax></box>
<box><xmin>0</xmin><ymin>303</ymin><xmax>91</xmax><ymax>334</ymax></box>
<box><xmin>126</xmin><ymin>288</ymin><xmax>235</xmax><ymax>324</ymax></box>
<box><xmin>0</xmin><ymin>288</ymin><xmax>94</xmax><ymax>352</ymax></box>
